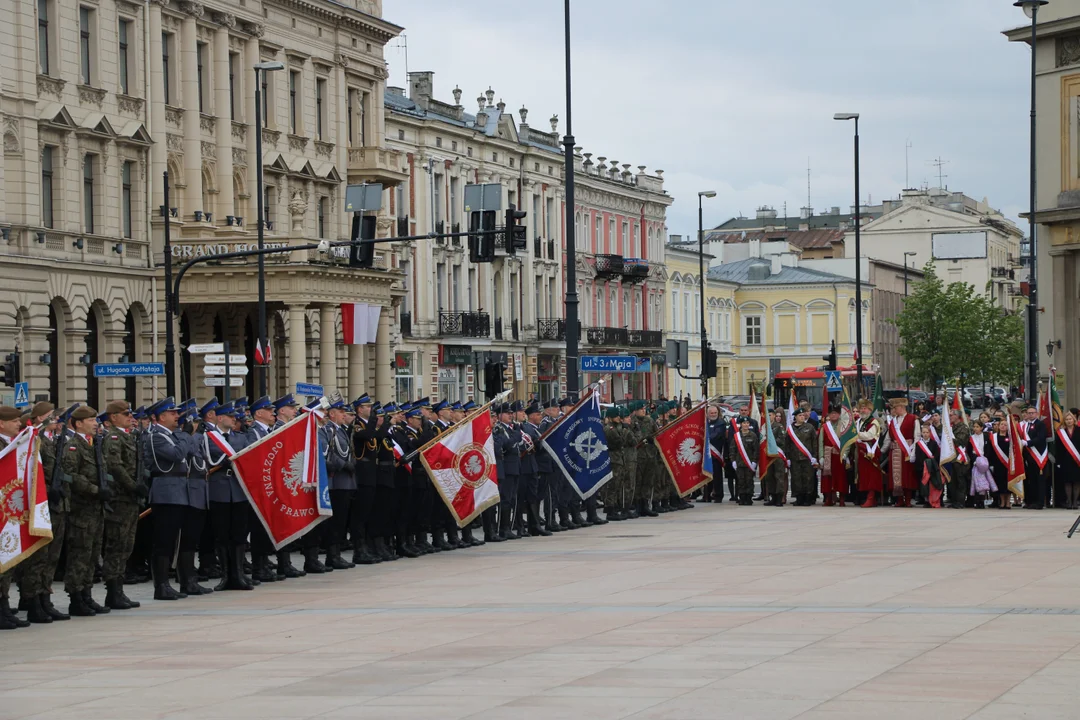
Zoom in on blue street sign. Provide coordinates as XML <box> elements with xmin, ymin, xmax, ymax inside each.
<box><xmin>580</xmin><ymin>355</ymin><xmax>652</xmax><ymax>373</ymax></box>
<box><xmin>93</xmin><ymin>362</ymin><xmax>165</xmax><ymax>378</ymax></box>
<box><xmin>824</xmin><ymin>370</ymin><xmax>842</xmax><ymax>392</ymax></box>
<box><xmin>13</xmin><ymin>382</ymin><xmax>29</xmax><ymax>408</ymax></box>
<box><xmin>295</xmin><ymin>382</ymin><xmax>324</xmax><ymax>396</ymax></box>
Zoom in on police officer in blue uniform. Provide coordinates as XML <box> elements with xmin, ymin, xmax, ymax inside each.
<box><xmin>350</xmin><ymin>394</ymin><xmax>381</xmax><ymax>564</ymax></box>
<box><xmin>144</xmin><ymin>397</ymin><xmax>195</xmax><ymax>600</ymax></box>
<box><xmin>521</xmin><ymin>402</ymin><xmax>552</xmax><ymax>537</ymax></box>
<box><xmin>321</xmin><ymin>397</ymin><xmax>354</xmax><ymax>570</ymax></box>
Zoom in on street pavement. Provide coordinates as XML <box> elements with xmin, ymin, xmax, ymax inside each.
<box><xmin>5</xmin><ymin>504</ymin><xmax>1080</xmax><ymax>719</ymax></box>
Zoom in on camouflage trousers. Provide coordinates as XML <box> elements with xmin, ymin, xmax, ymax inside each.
<box><xmin>735</xmin><ymin>467</ymin><xmax>756</xmax><ymax>496</ymax></box>
<box><xmin>790</xmin><ymin>461</ymin><xmax>817</xmax><ymax>497</ymax></box>
<box><xmin>620</xmin><ymin>458</ymin><xmax>637</xmax><ymax>507</ymax></box>
<box><xmin>764</xmin><ymin>461</ymin><xmax>788</xmax><ymax>497</ymax></box>
<box><xmin>103</xmin><ymin>502</ymin><xmax>139</xmax><ymax>582</ymax></box>
<box><xmin>18</xmin><ymin>510</ymin><xmax>66</xmax><ymax>597</ymax></box>
<box><xmin>64</xmin><ymin>503</ymin><xmax>103</xmax><ymax>594</ymax></box>
<box><xmin>601</xmin><ymin>462</ymin><xmax>623</xmax><ymax>507</ymax></box>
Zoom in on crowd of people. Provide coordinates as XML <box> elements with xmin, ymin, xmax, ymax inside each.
<box><xmin>0</xmin><ymin>393</ymin><xmax>695</xmax><ymax>631</ymax></box>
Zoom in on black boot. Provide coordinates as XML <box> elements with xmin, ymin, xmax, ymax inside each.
<box><xmin>352</xmin><ymin>538</ymin><xmax>380</xmax><ymax>564</ymax></box>
<box><xmin>396</xmin><ymin>537</ymin><xmax>421</xmax><ymax>558</ymax></box>
<box><xmin>230</xmin><ymin>546</ymin><xmax>255</xmax><ymax>590</ymax></box>
<box><xmin>586</xmin><ymin>503</ymin><xmax>607</xmax><ymax>525</ymax></box>
<box><xmin>303</xmin><ymin>547</ymin><xmax>328</xmax><ymax>574</ymax></box>
<box><xmin>373</xmin><ymin>537</ymin><xmax>397</xmax><ymax>561</ymax></box>
<box><xmin>83</xmin><ymin>587</ymin><xmax>110</xmax><ymax>613</ymax></box>
<box><xmin>570</xmin><ymin>507</ymin><xmax>588</xmax><ymax>528</ymax></box>
<box><xmin>25</xmin><ymin>594</ymin><xmax>53</xmax><ymax>623</ymax></box>
<box><xmin>327</xmin><ymin>545</ymin><xmax>355</xmax><ymax>569</ymax></box>
<box><xmin>153</xmin><ymin>556</ymin><xmax>185</xmax><ymax>600</ymax></box>
<box><xmin>414</xmin><ymin>533</ymin><xmax>435</xmax><ymax>554</ymax></box>
<box><xmin>105</xmin><ymin>578</ymin><xmax>133</xmax><ymax>610</ymax></box>
<box><xmin>463</xmin><ymin>525</ymin><xmax>484</xmax><ymax>546</ymax></box>
<box><xmin>251</xmin><ymin>554</ymin><xmax>276</xmax><ymax>583</ymax></box>
<box><xmin>608</xmin><ymin>506</ymin><xmax>626</xmax><ymax>521</ymax></box>
<box><xmin>41</xmin><ymin>593</ymin><xmax>69</xmax><ymax>620</ymax></box>
<box><xmin>67</xmin><ymin>590</ymin><xmax>95</xmax><ymax>617</ymax></box>
<box><xmin>198</xmin><ymin>551</ymin><xmax>221</xmax><ymax>581</ymax></box>
<box><xmin>529</xmin><ymin>503</ymin><xmax>553</xmax><ymax>536</ymax></box>
<box><xmin>641</xmin><ymin>499</ymin><xmax>659</xmax><ymax>518</ymax></box>
<box><xmin>483</xmin><ymin>512</ymin><xmax>504</xmax><ymax>543</ymax></box>
<box><xmin>177</xmin><ymin>552</ymin><xmax>212</xmax><ymax>596</ymax></box>
<box><xmin>447</xmin><ymin>527</ymin><xmax>466</xmax><ymax>549</ymax></box>
<box><xmin>278</xmin><ymin>552</ymin><xmax>305</xmax><ymax>578</ymax></box>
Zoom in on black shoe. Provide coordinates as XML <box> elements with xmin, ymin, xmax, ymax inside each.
<box><xmin>25</xmin><ymin>595</ymin><xmax>53</xmax><ymax>623</ymax></box>
<box><xmin>462</xmin><ymin>526</ymin><xmax>485</xmax><ymax>546</ymax></box>
<box><xmin>396</xmin><ymin>541</ymin><xmax>421</xmax><ymax>558</ymax></box>
<box><xmin>529</xmin><ymin>503</ymin><xmax>553</xmax><ymax>536</ymax></box>
<box><xmin>252</xmin><ymin>555</ymin><xmax>277</xmax><ymax>583</ymax></box>
<box><xmin>303</xmin><ymin>548</ymin><xmax>328</xmax><ymax>574</ymax></box>
<box><xmin>105</xmin><ymin>578</ymin><xmax>134</xmax><ymax>610</ymax></box>
<box><xmin>41</xmin><ymin>594</ymin><xmax>69</xmax><ymax>621</ymax></box>
<box><xmin>327</xmin><ymin>547</ymin><xmax>355</xmax><ymax>569</ymax></box>
<box><xmin>586</xmin><ymin>507</ymin><xmax>608</xmax><ymax>525</ymax></box>
<box><xmin>642</xmin><ymin>504</ymin><xmax>659</xmax><ymax>518</ymax></box>
<box><xmin>278</xmin><ymin>553</ymin><xmax>306</xmax><ymax>578</ymax></box>
<box><xmin>414</xmin><ymin>535</ymin><xmax>435</xmax><ymax>554</ymax></box>
<box><xmin>570</xmin><ymin>509</ymin><xmax>588</xmax><ymax>528</ymax></box>
<box><xmin>351</xmin><ymin>543</ymin><xmax>381</xmax><ymax>565</ymax></box>
<box><xmin>68</xmin><ymin>591</ymin><xmax>96</xmax><ymax>617</ymax></box>
<box><xmin>373</xmin><ymin>537</ymin><xmax>397</xmax><ymax>561</ymax></box>
<box><xmin>82</xmin><ymin>588</ymin><xmax>110</xmax><ymax>614</ymax></box>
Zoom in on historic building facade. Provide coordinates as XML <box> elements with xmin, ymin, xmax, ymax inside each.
<box><xmin>0</xmin><ymin>0</ymin><xmax>405</xmax><ymax>407</ymax></box>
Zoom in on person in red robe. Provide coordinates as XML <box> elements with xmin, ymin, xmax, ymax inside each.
<box><xmin>821</xmin><ymin>406</ymin><xmax>848</xmax><ymax>506</ymax></box>
<box><xmin>883</xmin><ymin>397</ymin><xmax>919</xmax><ymax>507</ymax></box>
<box><xmin>855</xmin><ymin>399</ymin><xmax>883</xmax><ymax>507</ymax></box>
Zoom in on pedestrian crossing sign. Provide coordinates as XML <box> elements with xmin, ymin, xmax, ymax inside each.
<box><xmin>13</xmin><ymin>381</ymin><xmax>29</xmax><ymax>408</ymax></box>
<box><xmin>824</xmin><ymin>371</ymin><xmax>842</xmax><ymax>392</ymax></box>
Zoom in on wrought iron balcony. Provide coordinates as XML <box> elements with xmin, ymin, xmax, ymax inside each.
<box><xmin>400</xmin><ymin>311</ymin><xmax>412</xmax><ymax>337</ymax></box>
<box><xmin>594</xmin><ymin>254</ymin><xmax>624</xmax><ymax>278</ymax></box>
<box><xmin>622</xmin><ymin>258</ymin><xmax>650</xmax><ymax>283</ymax></box>
<box><xmin>494</xmin><ymin>317</ymin><xmax>504</xmax><ymax>340</ymax></box>
<box><xmin>537</xmin><ymin>317</ymin><xmax>565</xmax><ymax>341</ymax></box>
<box><xmin>627</xmin><ymin>329</ymin><xmax>662</xmax><ymax>348</ymax></box>
<box><xmin>587</xmin><ymin>326</ymin><xmax>628</xmax><ymax>347</ymax></box>
<box><xmin>451</xmin><ymin>222</ymin><xmax>461</xmax><ymax>246</ymax></box>
<box><xmin>439</xmin><ymin>311</ymin><xmax>490</xmax><ymax>338</ymax></box>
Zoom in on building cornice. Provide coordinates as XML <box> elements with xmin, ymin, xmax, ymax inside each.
<box><xmin>264</xmin><ymin>0</ymin><xmax>402</xmax><ymax>42</ymax></box>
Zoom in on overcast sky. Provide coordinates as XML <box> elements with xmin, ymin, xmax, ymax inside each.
<box><xmin>384</xmin><ymin>1</ymin><xmax>1032</xmax><ymax>237</ymax></box>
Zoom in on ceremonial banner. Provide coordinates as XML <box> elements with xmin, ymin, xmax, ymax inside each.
<box><xmin>1006</xmin><ymin>413</ymin><xmax>1026</xmax><ymax>499</ymax></box>
<box><xmin>230</xmin><ymin>412</ymin><xmax>328</xmax><ymax>550</ymax></box>
<box><xmin>1040</xmin><ymin>369</ymin><xmax>1063</xmax><ymax>436</ymax></box>
<box><xmin>760</xmin><ymin>391</ymin><xmax>782</xmax><ymax>479</ymax></box>
<box><xmin>939</xmin><ymin>400</ymin><xmax>957</xmax><ymax>484</ymax></box>
<box><xmin>655</xmin><ymin>402</ymin><xmax>713</xmax><ymax>496</ymax></box>
<box><xmin>418</xmin><ymin>407</ymin><xmax>500</xmax><ymax>526</ymax></box>
<box><xmin>541</xmin><ymin>391</ymin><xmax>612</xmax><ymax>499</ymax></box>
<box><xmin>0</xmin><ymin>427</ymin><xmax>52</xmax><ymax>572</ymax></box>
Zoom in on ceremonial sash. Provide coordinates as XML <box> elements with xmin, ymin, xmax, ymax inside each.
<box><xmin>990</xmin><ymin>433</ymin><xmax>1009</xmax><ymax>466</ymax></box>
<box><xmin>858</xmin><ymin>419</ymin><xmax>879</xmax><ymax>457</ymax></box>
<box><xmin>823</xmin><ymin>420</ymin><xmax>841</xmax><ymax>450</ymax></box>
<box><xmin>970</xmin><ymin>434</ymin><xmax>985</xmax><ymax>458</ymax></box>
<box><xmin>916</xmin><ymin>439</ymin><xmax>934</xmax><ymax>459</ymax></box>
<box><xmin>1058</xmin><ymin>427</ymin><xmax>1080</xmax><ymax>467</ymax></box>
<box><xmin>889</xmin><ymin>417</ymin><xmax>915</xmax><ymax>461</ymax></box>
<box><xmin>206</xmin><ymin>429</ymin><xmax>236</xmax><ymax>458</ymax></box>
<box><xmin>929</xmin><ymin>426</ymin><xmax>940</xmax><ymax>445</ymax></box>
<box><xmin>1028</xmin><ymin>444</ymin><xmax>1049</xmax><ymax>471</ymax></box>
<box><xmin>956</xmin><ymin>446</ymin><xmax>967</xmax><ymax>464</ymax></box>
<box><xmin>786</xmin><ymin>424</ymin><xmax>815</xmax><ymax>462</ymax></box>
<box><xmin>734</xmin><ymin>431</ymin><xmax>754</xmax><ymax>468</ymax></box>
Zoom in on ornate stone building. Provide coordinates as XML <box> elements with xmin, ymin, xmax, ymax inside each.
<box><xmin>0</xmin><ymin>0</ymin><xmax>405</xmax><ymax>407</ymax></box>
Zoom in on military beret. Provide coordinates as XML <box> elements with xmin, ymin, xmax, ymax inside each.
<box><xmin>0</xmin><ymin>406</ymin><xmax>22</xmax><ymax>422</ymax></box>
<box><xmin>604</xmin><ymin>407</ymin><xmax>620</xmax><ymax>419</ymax></box>
<box><xmin>105</xmin><ymin>400</ymin><xmax>131</xmax><ymax>416</ymax></box>
<box><xmin>619</xmin><ymin>405</ymin><xmax>630</xmax><ymax>418</ymax></box>
<box><xmin>28</xmin><ymin>401</ymin><xmax>55</xmax><ymax>419</ymax></box>
<box><xmin>70</xmin><ymin>406</ymin><xmax>98</xmax><ymax>421</ymax></box>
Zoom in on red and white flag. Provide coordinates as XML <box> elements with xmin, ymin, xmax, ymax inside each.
<box><xmin>1006</xmin><ymin>414</ymin><xmax>1026</xmax><ymax>499</ymax></box>
<box><xmin>654</xmin><ymin>403</ymin><xmax>713</xmax><ymax>497</ymax></box>
<box><xmin>230</xmin><ymin>412</ymin><xmax>328</xmax><ymax>549</ymax></box>
<box><xmin>341</xmin><ymin>302</ymin><xmax>381</xmax><ymax>345</ymax></box>
<box><xmin>418</xmin><ymin>407</ymin><xmax>500</xmax><ymax>526</ymax></box>
<box><xmin>0</xmin><ymin>427</ymin><xmax>52</xmax><ymax>572</ymax></box>
<box><xmin>254</xmin><ymin>339</ymin><xmax>272</xmax><ymax>366</ymax></box>
<box><xmin>391</xmin><ymin>438</ymin><xmax>411</xmax><ymax>474</ymax></box>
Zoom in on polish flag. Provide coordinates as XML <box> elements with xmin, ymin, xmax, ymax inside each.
<box><xmin>341</xmin><ymin>303</ymin><xmax>381</xmax><ymax>345</ymax></box>
<box><xmin>391</xmin><ymin>438</ymin><xmax>411</xmax><ymax>473</ymax></box>
<box><xmin>418</xmin><ymin>406</ymin><xmax>500</xmax><ymax>526</ymax></box>
<box><xmin>254</xmin><ymin>339</ymin><xmax>271</xmax><ymax>366</ymax></box>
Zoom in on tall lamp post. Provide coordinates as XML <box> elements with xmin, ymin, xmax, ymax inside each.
<box><xmin>834</xmin><ymin>112</ymin><xmax>863</xmax><ymax>397</ymax></box>
<box><xmin>1016</xmin><ymin>0</ymin><xmax>1047</xmax><ymax>402</ymax></box>
<box><xmin>562</xmin><ymin>0</ymin><xmax>580</xmax><ymax>400</ymax></box>
<box><xmin>253</xmin><ymin>60</ymin><xmax>284</xmax><ymax>398</ymax></box>
<box><xmin>698</xmin><ymin>191</ymin><xmax>716</xmax><ymax>400</ymax></box>
<box><xmin>903</xmin><ymin>250</ymin><xmax>916</xmax><ymax>404</ymax></box>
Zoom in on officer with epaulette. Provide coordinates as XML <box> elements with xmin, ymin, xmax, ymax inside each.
<box><xmin>273</xmin><ymin>394</ymin><xmax>299</xmax><ymax>430</ymax></box>
<box><xmin>100</xmin><ymin>400</ymin><xmax>144</xmax><ymax>610</ymax></box>
<box><xmin>490</xmin><ymin>403</ymin><xmax>516</xmax><ymax>541</ymax></box>
<box><xmin>190</xmin><ymin>399</ymin><xmax>223</xmax><ymax>586</ymax></box>
<box><xmin>321</xmin><ymin>397</ymin><xmax>355</xmax><ymax>570</ymax></box>
<box><xmin>537</xmin><ymin>399</ymin><xmax>563</xmax><ymax>533</ymax></box>
<box><xmin>348</xmin><ymin>394</ymin><xmax>379</xmax><ymax>563</ymax></box>
<box><xmin>424</xmin><ymin>400</ymin><xmax>457</xmax><ymax>551</ymax></box>
<box><xmin>396</xmin><ymin>405</ymin><xmax>428</xmax><ymax>554</ymax></box>
<box><xmin>144</xmin><ymin>397</ymin><xmax>195</xmax><ymax>600</ymax></box>
<box><xmin>409</xmin><ymin>398</ymin><xmax>437</xmax><ymax>554</ymax></box>
<box><xmin>196</xmin><ymin>402</ymin><xmax>252</xmax><ymax>590</ymax></box>
<box><xmin>521</xmin><ymin>402</ymin><xmax>552</xmax><ymax>537</ymax></box>
<box><xmin>127</xmin><ymin>404</ymin><xmax>154</xmax><ymax>585</ymax></box>
<box><xmin>382</xmin><ymin>403</ymin><xmax>414</xmax><ymax>558</ymax></box>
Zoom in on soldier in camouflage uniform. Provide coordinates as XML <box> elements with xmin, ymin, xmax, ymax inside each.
<box><xmin>620</xmin><ymin>406</ymin><xmax>639</xmax><ymax>517</ymax></box>
<box><xmin>949</xmin><ymin>409</ymin><xmax>972</xmax><ymax>509</ymax></box>
<box><xmin>601</xmin><ymin>407</ymin><xmax>627</xmax><ymax>520</ymax></box>
<box><xmin>732</xmin><ymin>417</ymin><xmax>760</xmax><ymax>504</ymax></box>
<box><xmin>101</xmin><ymin>400</ymin><xmax>145</xmax><ymax>610</ymax></box>
<box><xmin>788</xmin><ymin>407</ymin><xmax>819</xmax><ymax>506</ymax></box>
<box><xmin>632</xmin><ymin>401</ymin><xmax>661</xmax><ymax>517</ymax></box>
<box><xmin>763</xmin><ymin>410</ymin><xmax>788</xmax><ymax>506</ymax></box>
<box><xmin>62</xmin><ymin>406</ymin><xmax>112</xmax><ymax>617</ymax></box>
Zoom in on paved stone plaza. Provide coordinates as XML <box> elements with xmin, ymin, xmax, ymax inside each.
<box><xmin>5</xmin><ymin>505</ymin><xmax>1080</xmax><ymax>719</ymax></box>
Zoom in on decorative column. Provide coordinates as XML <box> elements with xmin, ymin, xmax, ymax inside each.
<box><xmin>374</xmin><ymin>308</ymin><xmax>391</xmax><ymax>400</ymax></box>
<box><xmin>211</xmin><ymin>13</ymin><xmax>234</xmax><ymax>219</ymax></box>
<box><xmin>179</xmin><ymin>3</ymin><xmax>204</xmax><ymax>220</ymax></box>
<box><xmin>149</xmin><ymin>1</ymin><xmax>167</xmax><ymax>211</ymax></box>
<box><xmin>287</xmin><ymin>303</ymin><xmax>307</xmax><ymax>390</ymax></box>
<box><xmin>348</xmin><ymin>344</ymin><xmax>365</xmax><ymax>399</ymax></box>
<box><xmin>319</xmin><ymin>304</ymin><xmax>337</xmax><ymax>393</ymax></box>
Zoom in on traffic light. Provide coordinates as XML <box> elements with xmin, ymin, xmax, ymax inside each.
<box><xmin>504</xmin><ymin>204</ymin><xmax>527</xmax><ymax>256</ymax></box>
<box><xmin>348</xmin><ymin>214</ymin><xmax>376</xmax><ymax>268</ymax></box>
<box><xmin>1</xmin><ymin>352</ymin><xmax>20</xmax><ymax>388</ymax></box>
<box><xmin>468</xmin><ymin>210</ymin><xmax>496</xmax><ymax>263</ymax></box>
<box><xmin>703</xmin><ymin>347</ymin><xmax>718</xmax><ymax>379</ymax></box>
<box><xmin>823</xmin><ymin>340</ymin><xmax>838</xmax><ymax>371</ymax></box>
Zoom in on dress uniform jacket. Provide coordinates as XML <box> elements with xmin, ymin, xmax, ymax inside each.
<box><xmin>195</xmin><ymin>424</ymin><xmax>248</xmax><ymax>503</ymax></box>
<box><xmin>145</xmin><ymin>424</ymin><xmax>193</xmax><ymax>506</ymax></box>
<box><xmin>351</xmin><ymin>415</ymin><xmax>378</xmax><ymax>488</ymax></box>
<box><xmin>322</xmin><ymin>422</ymin><xmax>356</xmax><ymax>491</ymax></box>
<box><xmin>521</xmin><ymin>422</ymin><xmax>542</xmax><ymax>477</ymax></box>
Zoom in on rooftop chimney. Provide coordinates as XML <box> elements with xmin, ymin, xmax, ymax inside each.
<box><xmin>407</xmin><ymin>71</ymin><xmax>434</xmax><ymax>110</ymax></box>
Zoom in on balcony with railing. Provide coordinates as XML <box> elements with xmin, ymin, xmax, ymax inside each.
<box><xmin>451</xmin><ymin>222</ymin><xmax>461</xmax><ymax>246</ymax></box>
<box><xmin>622</xmin><ymin>258</ymin><xmax>650</xmax><ymax>283</ymax></box>
<box><xmin>546</xmin><ymin>238</ymin><xmax>556</xmax><ymax>260</ymax></box>
<box><xmin>439</xmin><ymin>311</ymin><xmax>490</xmax><ymax>338</ymax></box>
<box><xmin>627</xmin><ymin>329</ymin><xmax>662</xmax><ymax>348</ymax></box>
<box><xmin>594</xmin><ymin>254</ymin><xmax>625</xmax><ymax>278</ymax></box>
<box><xmin>587</xmin><ymin>326</ymin><xmax>628</xmax><ymax>347</ymax></box>
<box><xmin>537</xmin><ymin>317</ymin><xmax>566</xmax><ymax>341</ymax></box>
<box><xmin>534</xmin><ymin>236</ymin><xmax>542</xmax><ymax>258</ymax></box>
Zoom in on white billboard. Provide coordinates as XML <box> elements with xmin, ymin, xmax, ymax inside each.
<box><xmin>932</xmin><ymin>231</ymin><xmax>987</xmax><ymax>259</ymax></box>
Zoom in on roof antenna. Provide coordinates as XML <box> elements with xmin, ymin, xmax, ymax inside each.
<box><xmin>905</xmin><ymin>139</ymin><xmax>912</xmax><ymax>188</ymax></box>
<box><xmin>929</xmin><ymin>156</ymin><xmax>949</xmax><ymax>190</ymax></box>
<box><xmin>807</xmin><ymin>157</ymin><xmax>812</xmax><ymax>212</ymax></box>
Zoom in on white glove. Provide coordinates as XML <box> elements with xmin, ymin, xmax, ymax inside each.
<box><xmin>731</xmin><ymin>461</ymin><xmax>737</xmax><ymax>471</ymax></box>
<box><xmin>811</xmin><ymin>459</ymin><xmax>819</xmax><ymax>467</ymax></box>
<box><xmin>750</xmin><ymin>462</ymin><xmax>758</xmax><ymax>472</ymax></box>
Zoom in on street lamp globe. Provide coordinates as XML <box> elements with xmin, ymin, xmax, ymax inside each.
<box><xmin>1014</xmin><ymin>0</ymin><xmax>1048</xmax><ymax>19</ymax></box>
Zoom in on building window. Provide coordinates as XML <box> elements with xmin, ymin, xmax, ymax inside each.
<box><xmin>433</xmin><ymin>173</ymin><xmax>443</xmax><ymax>225</ymax></box>
<box><xmin>509</xmin><ymin>158</ymin><xmax>515</xmax><ymax>168</ymax></box>
<box><xmin>228</xmin><ymin>53</ymin><xmax>239</xmax><ymax>120</ymax></box>
<box><xmin>397</xmin><ymin>128</ymin><xmax>404</xmax><ymax>141</ymax></box>
<box><xmin>118</xmin><ymin>19</ymin><xmax>131</xmax><ymax>95</ymax></box>
<box><xmin>122</xmin><ymin>161</ymin><xmax>133</xmax><ymax>238</ymax></box>
<box><xmin>162</xmin><ymin>32</ymin><xmax>172</xmax><ymax>104</ymax></box>
<box><xmin>594</xmin><ymin>217</ymin><xmax>601</xmax><ymax>253</ymax></box>
<box><xmin>79</xmin><ymin>6</ymin><xmax>93</xmax><ymax>86</ymax></box>
<box><xmin>451</xmin><ymin>140</ymin><xmax>457</xmax><ymax>151</ymax></box>
<box><xmin>289</xmin><ymin>70</ymin><xmax>300</xmax><ymax>134</ymax></box>
<box><xmin>435</xmin><ymin>137</ymin><xmax>442</xmax><ymax>148</ymax></box>
<box><xmin>263</xmin><ymin>185</ymin><xmax>274</xmax><ymax>230</ymax></box>
<box><xmin>260</xmin><ymin>67</ymin><xmax>275</xmax><ymax>127</ymax></box>
<box><xmin>41</xmin><ymin>146</ymin><xmax>54</xmax><ymax>228</ymax></box>
<box><xmin>621</xmin><ymin>222</ymin><xmax>629</xmax><ymax>255</ymax></box>
<box><xmin>450</xmin><ymin>177</ymin><xmax>459</xmax><ymax>224</ymax></box>
<box><xmin>672</xmin><ymin>293</ymin><xmax>679</xmax><ymax>332</ymax></box>
<box><xmin>83</xmin><ymin>154</ymin><xmax>95</xmax><ymax>233</ymax></box>
<box><xmin>467</xmin><ymin>146</ymin><xmax>473</xmax><ymax>158</ymax></box>
<box><xmin>317</xmin><ymin>197</ymin><xmax>327</xmax><ymax>239</ymax></box>
<box><xmin>744</xmin><ymin>315</ymin><xmax>762</xmax><ymax>346</ymax></box>
<box><xmin>38</xmin><ymin>0</ymin><xmax>50</xmax><ymax>75</ymax></box>
<box><xmin>315</xmin><ymin>78</ymin><xmax>326</xmax><ymax>140</ymax></box>
<box><xmin>196</xmin><ymin>42</ymin><xmax>207</xmax><ymax>112</ymax></box>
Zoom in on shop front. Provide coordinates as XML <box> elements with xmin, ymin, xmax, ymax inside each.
<box><xmin>438</xmin><ymin>345</ymin><xmax>473</xmax><ymax>402</ymax></box>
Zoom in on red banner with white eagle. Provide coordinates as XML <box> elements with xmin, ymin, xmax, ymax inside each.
<box><xmin>654</xmin><ymin>403</ymin><xmax>713</xmax><ymax>497</ymax></box>
<box><xmin>0</xmin><ymin>427</ymin><xmax>52</xmax><ymax>572</ymax></box>
<box><xmin>418</xmin><ymin>407</ymin><xmax>500</xmax><ymax>527</ymax></box>
<box><xmin>229</xmin><ymin>412</ymin><xmax>327</xmax><ymax>550</ymax></box>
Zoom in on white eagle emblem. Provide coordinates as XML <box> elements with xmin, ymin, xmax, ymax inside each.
<box><xmin>677</xmin><ymin>438</ymin><xmax>701</xmax><ymax>466</ymax></box>
<box><xmin>1</xmin><ymin>484</ymin><xmax>28</xmax><ymax>526</ymax></box>
<box><xmin>464</xmin><ymin>454</ymin><xmax>483</xmax><ymax>477</ymax></box>
<box><xmin>282</xmin><ymin>453</ymin><xmax>309</xmax><ymax>496</ymax></box>
<box><xmin>571</xmin><ymin>429</ymin><xmax>607</xmax><ymax>469</ymax></box>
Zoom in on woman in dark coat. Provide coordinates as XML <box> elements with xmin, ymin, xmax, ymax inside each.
<box><xmin>987</xmin><ymin>419</ymin><xmax>1012</xmax><ymax>509</ymax></box>
<box><xmin>1054</xmin><ymin>412</ymin><xmax>1080</xmax><ymax>510</ymax></box>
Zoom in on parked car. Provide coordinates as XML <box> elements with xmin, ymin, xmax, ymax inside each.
<box><xmin>943</xmin><ymin>387</ymin><xmax>974</xmax><ymax>410</ymax></box>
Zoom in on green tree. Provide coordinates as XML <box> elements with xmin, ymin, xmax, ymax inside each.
<box><xmin>893</xmin><ymin>262</ymin><xmax>950</xmax><ymax>388</ymax></box>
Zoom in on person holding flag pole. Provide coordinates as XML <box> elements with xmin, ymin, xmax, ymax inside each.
<box><xmin>786</xmin><ymin>393</ymin><xmax>819</xmax><ymax>506</ymax></box>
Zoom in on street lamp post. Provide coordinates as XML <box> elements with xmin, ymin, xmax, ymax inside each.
<box><xmin>253</xmin><ymin>61</ymin><xmax>284</xmax><ymax>398</ymax></box>
<box><xmin>903</xmin><ymin>250</ymin><xmax>916</xmax><ymax>405</ymax></box>
<box><xmin>1016</xmin><ymin>0</ymin><xmax>1047</xmax><ymax>402</ymax></box>
<box><xmin>834</xmin><ymin>112</ymin><xmax>863</xmax><ymax>397</ymax></box>
<box><xmin>562</xmin><ymin>0</ymin><xmax>580</xmax><ymax>401</ymax></box>
<box><xmin>163</xmin><ymin>171</ymin><xmax>175</xmax><ymax>397</ymax></box>
<box><xmin>698</xmin><ymin>191</ymin><xmax>716</xmax><ymax>401</ymax></box>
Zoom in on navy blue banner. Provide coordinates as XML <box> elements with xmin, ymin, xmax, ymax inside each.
<box><xmin>541</xmin><ymin>393</ymin><xmax>613</xmax><ymax>499</ymax></box>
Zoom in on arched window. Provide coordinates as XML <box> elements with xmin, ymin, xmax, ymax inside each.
<box><xmin>609</xmin><ymin>287</ymin><xmax>617</xmax><ymax>327</ymax></box>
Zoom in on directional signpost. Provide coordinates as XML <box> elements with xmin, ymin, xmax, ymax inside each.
<box><xmin>204</xmin><ymin>364</ymin><xmax>249</xmax><ymax>376</ymax></box>
<box><xmin>189</xmin><ymin>342</ymin><xmax>245</xmax><ymax>402</ymax></box>
<box><xmin>205</xmin><ymin>377</ymin><xmax>245</xmax><ymax>387</ymax></box>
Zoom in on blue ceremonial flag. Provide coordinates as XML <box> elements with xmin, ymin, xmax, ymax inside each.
<box><xmin>541</xmin><ymin>391</ymin><xmax>613</xmax><ymax>499</ymax></box>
